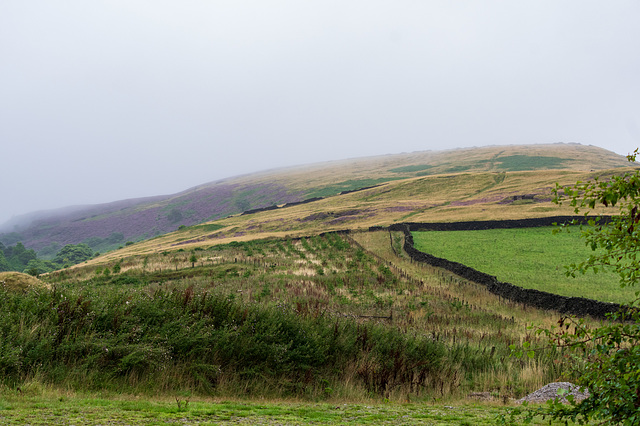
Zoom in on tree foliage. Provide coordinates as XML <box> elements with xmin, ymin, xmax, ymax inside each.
<box><xmin>24</xmin><ymin>259</ymin><xmax>57</xmax><ymax>276</ymax></box>
<box><xmin>0</xmin><ymin>242</ymin><xmax>94</xmax><ymax>274</ymax></box>
<box><xmin>53</xmin><ymin>243</ymin><xmax>94</xmax><ymax>266</ymax></box>
<box><xmin>556</xmin><ymin>150</ymin><xmax>640</xmax><ymax>288</ymax></box>
<box><xmin>0</xmin><ymin>242</ymin><xmax>38</xmax><ymax>272</ymax></box>
<box><xmin>507</xmin><ymin>150</ymin><xmax>640</xmax><ymax>425</ymax></box>
<box><xmin>0</xmin><ymin>250</ymin><xmax>10</xmax><ymax>272</ymax></box>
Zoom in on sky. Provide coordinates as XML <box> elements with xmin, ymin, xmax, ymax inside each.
<box><xmin>1</xmin><ymin>1</ymin><xmax>639</xmax><ymax>225</ymax></box>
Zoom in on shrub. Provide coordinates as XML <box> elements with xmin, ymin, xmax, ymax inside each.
<box><xmin>0</xmin><ymin>285</ymin><xmax>459</xmax><ymax>397</ymax></box>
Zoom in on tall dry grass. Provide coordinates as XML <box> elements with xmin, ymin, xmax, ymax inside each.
<box><xmin>29</xmin><ymin>232</ymin><xmax>575</xmax><ymax>401</ymax></box>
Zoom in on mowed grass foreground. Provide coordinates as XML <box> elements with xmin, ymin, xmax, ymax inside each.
<box><xmin>0</xmin><ymin>388</ymin><xmax>569</xmax><ymax>425</ymax></box>
<box><xmin>412</xmin><ymin>227</ymin><xmax>632</xmax><ymax>304</ymax></box>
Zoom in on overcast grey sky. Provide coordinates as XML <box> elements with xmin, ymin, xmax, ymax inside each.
<box><xmin>1</xmin><ymin>1</ymin><xmax>639</xmax><ymax>225</ymax></box>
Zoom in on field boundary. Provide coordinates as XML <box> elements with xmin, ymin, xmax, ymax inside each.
<box><xmin>240</xmin><ymin>184</ymin><xmax>383</xmax><ymax>216</ymax></box>
<box><xmin>391</xmin><ymin>216</ymin><xmax>612</xmax><ymax>232</ymax></box>
<box><xmin>382</xmin><ymin>217</ymin><xmax>624</xmax><ymax>319</ymax></box>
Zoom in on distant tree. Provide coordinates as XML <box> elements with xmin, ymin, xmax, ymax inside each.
<box><xmin>189</xmin><ymin>253</ymin><xmax>197</xmax><ymax>268</ymax></box>
<box><xmin>53</xmin><ymin>243</ymin><xmax>93</xmax><ymax>266</ymax></box>
<box><xmin>0</xmin><ymin>242</ymin><xmax>48</xmax><ymax>272</ymax></box>
<box><xmin>24</xmin><ymin>259</ymin><xmax>55</xmax><ymax>276</ymax></box>
<box><xmin>0</xmin><ymin>250</ymin><xmax>10</xmax><ymax>272</ymax></box>
<box><xmin>37</xmin><ymin>242</ymin><xmax>61</xmax><ymax>259</ymax></box>
<box><xmin>7</xmin><ymin>242</ymin><xmax>37</xmax><ymax>271</ymax></box>
<box><xmin>24</xmin><ymin>266</ymin><xmax>40</xmax><ymax>277</ymax></box>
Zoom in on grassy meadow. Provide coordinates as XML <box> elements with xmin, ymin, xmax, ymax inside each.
<box><xmin>412</xmin><ymin>227</ymin><xmax>633</xmax><ymax>304</ymax></box>
<box><xmin>0</xmin><ymin>388</ymin><xmax>573</xmax><ymax>425</ymax></box>
<box><xmin>1</xmin><ymin>232</ymin><xmax>574</xmax><ymax>406</ymax></box>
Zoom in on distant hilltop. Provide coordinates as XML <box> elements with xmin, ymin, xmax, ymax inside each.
<box><xmin>0</xmin><ymin>143</ymin><xmax>633</xmax><ymax>256</ymax></box>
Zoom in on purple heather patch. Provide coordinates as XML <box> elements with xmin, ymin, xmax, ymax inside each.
<box><xmin>11</xmin><ymin>182</ymin><xmax>306</xmax><ymax>251</ymax></box>
<box><xmin>300</xmin><ymin>212</ymin><xmax>331</xmax><ymax>222</ymax></box>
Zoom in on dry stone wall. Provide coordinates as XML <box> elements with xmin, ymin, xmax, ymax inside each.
<box><xmin>385</xmin><ymin>217</ymin><xmax>624</xmax><ymax>319</ymax></box>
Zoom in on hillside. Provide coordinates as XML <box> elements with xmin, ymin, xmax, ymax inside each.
<box><xmin>101</xmin><ymin>163</ymin><xmax>632</xmax><ymax>259</ymax></box>
<box><xmin>1</xmin><ymin>143</ymin><xmax>633</xmax><ymax>411</ymax></box>
<box><xmin>0</xmin><ymin>143</ymin><xmax>631</xmax><ymax>256</ymax></box>
<box><xmin>29</xmin><ymin>230</ymin><xmax>565</xmax><ymax>401</ymax></box>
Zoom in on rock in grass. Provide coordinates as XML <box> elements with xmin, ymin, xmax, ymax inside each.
<box><xmin>517</xmin><ymin>382</ymin><xmax>590</xmax><ymax>404</ymax></box>
<box><xmin>0</xmin><ymin>272</ymin><xmax>50</xmax><ymax>293</ymax></box>
<box><xmin>468</xmin><ymin>392</ymin><xmax>495</xmax><ymax>401</ymax></box>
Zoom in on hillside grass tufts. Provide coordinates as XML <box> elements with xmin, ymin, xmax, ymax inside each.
<box><xmin>0</xmin><ymin>283</ymin><xmax>474</xmax><ymax>399</ymax></box>
<box><xmin>0</xmin><ymin>272</ymin><xmax>49</xmax><ymax>293</ymax></box>
<box><xmin>18</xmin><ymin>232</ymin><xmax>569</xmax><ymax>401</ymax></box>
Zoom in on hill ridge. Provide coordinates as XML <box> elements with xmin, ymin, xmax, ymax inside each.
<box><xmin>0</xmin><ymin>143</ymin><xmax>631</xmax><ymax>255</ymax></box>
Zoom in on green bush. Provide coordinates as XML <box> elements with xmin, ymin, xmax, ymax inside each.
<box><xmin>0</xmin><ymin>285</ymin><xmax>463</xmax><ymax>396</ymax></box>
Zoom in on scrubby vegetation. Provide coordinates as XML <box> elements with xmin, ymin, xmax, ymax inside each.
<box><xmin>0</xmin><ymin>283</ymin><xmax>449</xmax><ymax>398</ymax></box>
<box><xmin>1</xmin><ymin>233</ymin><xmax>563</xmax><ymax>402</ymax></box>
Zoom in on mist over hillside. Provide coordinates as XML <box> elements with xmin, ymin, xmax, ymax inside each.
<box><xmin>0</xmin><ymin>143</ymin><xmax>632</xmax><ymax>254</ymax></box>
<box><xmin>0</xmin><ymin>196</ymin><xmax>168</xmax><ymax>233</ymax></box>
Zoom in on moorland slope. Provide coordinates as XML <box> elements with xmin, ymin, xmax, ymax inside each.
<box><xmin>1</xmin><ymin>143</ymin><xmax>634</xmax><ymax>409</ymax></box>
<box><xmin>0</xmin><ymin>143</ymin><xmax>631</xmax><ymax>257</ymax></box>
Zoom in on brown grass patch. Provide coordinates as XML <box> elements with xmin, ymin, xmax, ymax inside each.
<box><xmin>86</xmin><ymin>162</ymin><xmax>630</xmax><ymax>259</ymax></box>
<box><xmin>0</xmin><ymin>272</ymin><xmax>50</xmax><ymax>293</ymax></box>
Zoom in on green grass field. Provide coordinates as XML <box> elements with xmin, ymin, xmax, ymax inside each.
<box><xmin>0</xmin><ymin>388</ymin><xmax>571</xmax><ymax>425</ymax></box>
<box><xmin>412</xmin><ymin>227</ymin><xmax>635</xmax><ymax>304</ymax></box>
